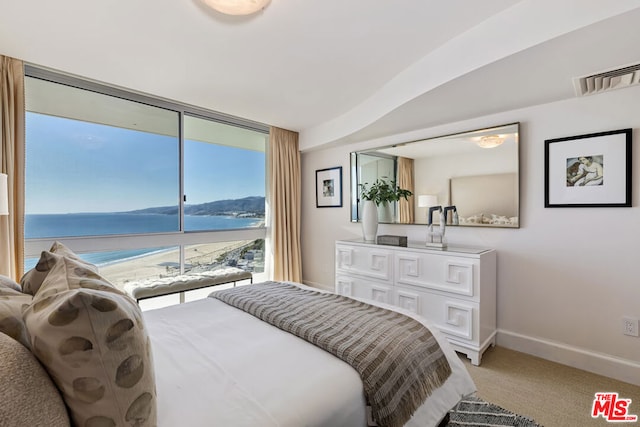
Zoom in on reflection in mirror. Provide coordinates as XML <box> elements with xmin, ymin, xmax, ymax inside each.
<box><xmin>350</xmin><ymin>123</ymin><xmax>519</xmax><ymax>228</ymax></box>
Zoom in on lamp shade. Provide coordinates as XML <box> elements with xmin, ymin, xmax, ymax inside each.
<box><xmin>0</xmin><ymin>173</ymin><xmax>8</xmax><ymax>215</ymax></box>
<box><xmin>200</xmin><ymin>0</ymin><xmax>271</xmax><ymax>15</ymax></box>
<box><xmin>417</xmin><ymin>195</ymin><xmax>438</xmax><ymax>208</ymax></box>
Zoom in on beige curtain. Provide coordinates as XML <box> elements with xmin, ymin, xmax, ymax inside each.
<box><xmin>0</xmin><ymin>55</ymin><xmax>25</xmax><ymax>280</ymax></box>
<box><xmin>268</xmin><ymin>127</ymin><xmax>302</xmax><ymax>282</ymax></box>
<box><xmin>397</xmin><ymin>157</ymin><xmax>414</xmax><ymax>224</ymax></box>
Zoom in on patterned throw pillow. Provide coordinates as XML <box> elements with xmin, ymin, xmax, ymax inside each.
<box><xmin>23</xmin><ymin>253</ymin><xmax>157</xmax><ymax>427</ymax></box>
<box><xmin>0</xmin><ymin>286</ymin><xmax>33</xmax><ymax>349</ymax></box>
<box><xmin>21</xmin><ymin>241</ymin><xmax>98</xmax><ymax>295</ymax></box>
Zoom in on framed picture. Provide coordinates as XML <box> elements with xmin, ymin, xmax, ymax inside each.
<box><xmin>544</xmin><ymin>128</ymin><xmax>632</xmax><ymax>207</ymax></box>
<box><xmin>316</xmin><ymin>166</ymin><xmax>342</xmax><ymax>208</ymax></box>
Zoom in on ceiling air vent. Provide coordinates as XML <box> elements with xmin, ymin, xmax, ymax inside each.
<box><xmin>573</xmin><ymin>63</ymin><xmax>640</xmax><ymax>96</ymax></box>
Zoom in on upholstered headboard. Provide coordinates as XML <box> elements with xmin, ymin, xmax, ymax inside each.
<box><xmin>0</xmin><ymin>332</ymin><xmax>70</xmax><ymax>426</ymax></box>
<box><xmin>449</xmin><ymin>173</ymin><xmax>518</xmax><ymax>226</ymax></box>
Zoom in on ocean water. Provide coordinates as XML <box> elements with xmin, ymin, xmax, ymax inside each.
<box><xmin>25</xmin><ymin>212</ymin><xmax>262</xmax><ymax>268</ymax></box>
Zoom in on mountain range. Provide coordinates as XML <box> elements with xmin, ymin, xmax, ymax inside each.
<box><xmin>128</xmin><ymin>196</ymin><xmax>265</xmax><ymax>216</ymax></box>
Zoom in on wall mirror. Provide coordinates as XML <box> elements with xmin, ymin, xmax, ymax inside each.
<box><xmin>350</xmin><ymin>122</ymin><xmax>520</xmax><ymax>228</ymax></box>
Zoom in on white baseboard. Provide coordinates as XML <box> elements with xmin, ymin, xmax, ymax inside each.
<box><xmin>302</xmin><ymin>280</ymin><xmax>333</xmax><ymax>292</ymax></box>
<box><xmin>290</xmin><ymin>288</ymin><xmax>640</xmax><ymax>385</ymax></box>
<box><xmin>497</xmin><ymin>329</ymin><xmax>640</xmax><ymax>386</ymax></box>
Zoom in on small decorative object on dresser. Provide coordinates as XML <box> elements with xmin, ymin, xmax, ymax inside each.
<box><xmin>335</xmin><ymin>239</ymin><xmax>497</xmax><ymax>365</ymax></box>
<box><xmin>376</xmin><ymin>235</ymin><xmax>408</xmax><ymax>247</ymax></box>
<box><xmin>361</xmin><ymin>200</ymin><xmax>378</xmax><ymax>242</ymax></box>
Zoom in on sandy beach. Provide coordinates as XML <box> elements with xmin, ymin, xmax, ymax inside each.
<box><xmin>99</xmin><ymin>240</ymin><xmax>257</xmax><ymax>289</ymax></box>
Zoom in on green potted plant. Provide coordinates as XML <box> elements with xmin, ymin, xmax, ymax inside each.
<box><xmin>358</xmin><ymin>179</ymin><xmax>413</xmax><ymax>206</ymax></box>
<box><xmin>358</xmin><ymin>179</ymin><xmax>413</xmax><ymax>241</ymax></box>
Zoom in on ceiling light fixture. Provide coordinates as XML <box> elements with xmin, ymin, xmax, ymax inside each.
<box><xmin>476</xmin><ymin>135</ymin><xmax>504</xmax><ymax>149</ymax></box>
<box><xmin>200</xmin><ymin>0</ymin><xmax>271</xmax><ymax>16</ymax></box>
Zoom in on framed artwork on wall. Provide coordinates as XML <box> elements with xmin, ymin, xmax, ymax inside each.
<box><xmin>316</xmin><ymin>166</ymin><xmax>342</xmax><ymax>208</ymax></box>
<box><xmin>544</xmin><ymin>128</ymin><xmax>632</xmax><ymax>207</ymax></box>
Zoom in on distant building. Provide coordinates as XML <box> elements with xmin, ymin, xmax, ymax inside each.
<box><xmin>246</xmin><ymin>249</ymin><xmax>264</xmax><ymax>261</ymax></box>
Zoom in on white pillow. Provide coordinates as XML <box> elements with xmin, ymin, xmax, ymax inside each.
<box><xmin>489</xmin><ymin>214</ymin><xmax>510</xmax><ymax>225</ymax></box>
<box><xmin>464</xmin><ymin>213</ymin><xmax>483</xmax><ymax>224</ymax></box>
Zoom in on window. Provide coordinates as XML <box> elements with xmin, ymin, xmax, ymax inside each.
<box><xmin>183</xmin><ymin>115</ymin><xmax>266</xmax><ymax>231</ymax></box>
<box><xmin>23</xmin><ymin>67</ymin><xmax>268</xmax><ymax>293</ymax></box>
<box><xmin>25</xmin><ymin>76</ymin><xmax>180</xmax><ymax>237</ymax></box>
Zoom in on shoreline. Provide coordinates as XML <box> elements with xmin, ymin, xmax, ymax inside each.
<box><xmin>94</xmin><ymin>247</ymin><xmax>174</xmax><ymax>268</ymax></box>
<box><xmin>99</xmin><ymin>240</ymin><xmax>258</xmax><ymax>288</ymax></box>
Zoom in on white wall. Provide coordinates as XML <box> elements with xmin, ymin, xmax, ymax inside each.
<box><xmin>300</xmin><ymin>85</ymin><xmax>640</xmax><ymax>385</ymax></box>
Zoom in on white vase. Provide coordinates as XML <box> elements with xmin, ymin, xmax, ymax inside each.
<box><xmin>361</xmin><ymin>200</ymin><xmax>378</xmax><ymax>242</ymax></box>
<box><xmin>377</xmin><ymin>202</ymin><xmax>393</xmax><ymax>223</ymax></box>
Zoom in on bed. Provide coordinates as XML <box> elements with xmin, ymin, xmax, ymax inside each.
<box><xmin>0</xmin><ymin>242</ymin><xmax>475</xmax><ymax>427</ymax></box>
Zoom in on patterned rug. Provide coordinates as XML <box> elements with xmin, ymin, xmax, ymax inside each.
<box><xmin>446</xmin><ymin>395</ymin><xmax>542</xmax><ymax>426</ymax></box>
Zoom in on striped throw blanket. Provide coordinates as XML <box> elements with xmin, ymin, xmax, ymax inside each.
<box><xmin>210</xmin><ymin>282</ymin><xmax>452</xmax><ymax>427</ymax></box>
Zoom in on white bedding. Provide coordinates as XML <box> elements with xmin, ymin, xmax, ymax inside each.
<box><xmin>144</xmin><ymin>285</ymin><xmax>475</xmax><ymax>427</ymax></box>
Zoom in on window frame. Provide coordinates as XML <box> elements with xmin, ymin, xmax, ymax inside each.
<box><xmin>23</xmin><ymin>65</ymin><xmax>268</xmax><ymax>272</ymax></box>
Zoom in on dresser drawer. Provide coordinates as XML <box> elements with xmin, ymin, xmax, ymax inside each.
<box><xmin>336</xmin><ymin>244</ymin><xmax>393</xmax><ymax>282</ymax></box>
<box><xmin>336</xmin><ymin>275</ymin><xmax>394</xmax><ymax>305</ymax></box>
<box><xmin>395</xmin><ymin>250</ymin><xmax>479</xmax><ymax>299</ymax></box>
<box><xmin>409</xmin><ymin>288</ymin><xmax>478</xmax><ymax>342</ymax></box>
<box><xmin>336</xmin><ymin>240</ymin><xmax>496</xmax><ymax>365</ymax></box>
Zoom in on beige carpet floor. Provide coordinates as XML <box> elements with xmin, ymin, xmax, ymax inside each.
<box><xmin>460</xmin><ymin>346</ymin><xmax>640</xmax><ymax>427</ymax></box>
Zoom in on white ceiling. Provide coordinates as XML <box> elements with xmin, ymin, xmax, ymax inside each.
<box><xmin>1</xmin><ymin>0</ymin><xmax>640</xmax><ymax>151</ymax></box>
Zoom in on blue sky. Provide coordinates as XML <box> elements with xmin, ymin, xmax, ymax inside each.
<box><xmin>26</xmin><ymin>113</ymin><xmax>265</xmax><ymax>214</ymax></box>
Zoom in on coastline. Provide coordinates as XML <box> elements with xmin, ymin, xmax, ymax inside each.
<box><xmin>25</xmin><ymin>212</ymin><xmax>265</xmax><ymax>239</ymax></box>
<box><xmin>25</xmin><ymin>212</ymin><xmax>266</xmax><ymax>289</ymax></box>
<box><xmin>99</xmin><ymin>240</ymin><xmax>256</xmax><ymax>288</ymax></box>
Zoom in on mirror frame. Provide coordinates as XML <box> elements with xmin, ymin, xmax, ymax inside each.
<box><xmin>350</xmin><ymin>122</ymin><xmax>520</xmax><ymax>228</ymax></box>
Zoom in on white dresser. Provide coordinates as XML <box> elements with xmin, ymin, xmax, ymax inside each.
<box><xmin>335</xmin><ymin>239</ymin><xmax>496</xmax><ymax>365</ymax></box>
